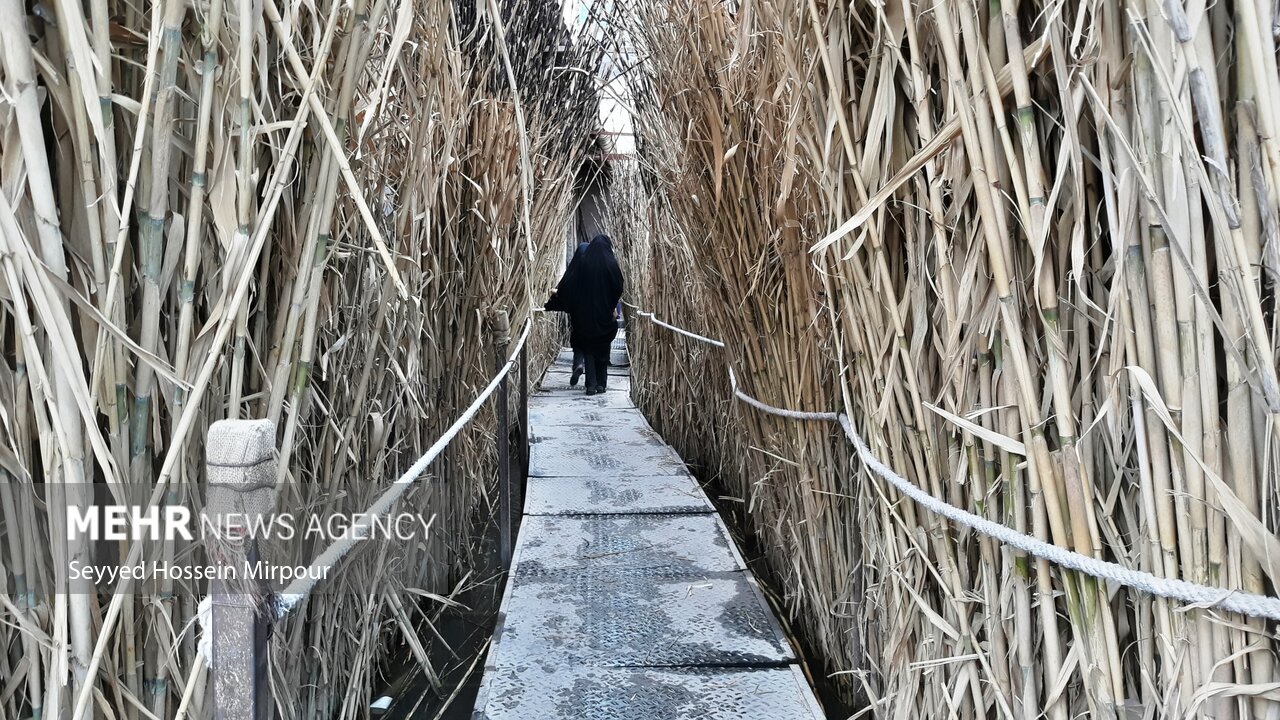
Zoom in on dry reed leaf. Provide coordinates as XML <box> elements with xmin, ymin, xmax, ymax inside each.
<box><xmin>922</xmin><ymin>402</ymin><xmax>1026</xmax><ymax>456</ymax></box>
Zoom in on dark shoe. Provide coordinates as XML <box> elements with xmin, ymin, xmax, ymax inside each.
<box><xmin>585</xmin><ymin>386</ymin><xmax>603</xmax><ymax>396</ymax></box>
<box><xmin>570</xmin><ymin>365</ymin><xmax>583</xmax><ymax>387</ymax></box>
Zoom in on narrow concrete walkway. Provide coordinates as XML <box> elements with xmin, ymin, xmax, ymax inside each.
<box><xmin>473</xmin><ymin>338</ymin><xmax>824</xmax><ymax>719</ymax></box>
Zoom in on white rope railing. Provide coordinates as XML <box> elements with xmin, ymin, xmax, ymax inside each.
<box><xmin>623</xmin><ymin>301</ymin><xmax>725</xmax><ymax>347</ymax></box>
<box><xmin>836</xmin><ymin>416</ymin><xmax>1280</xmax><ymax>621</ymax></box>
<box><xmin>274</xmin><ymin>317</ymin><xmax>533</xmax><ymax>616</ymax></box>
<box><xmin>728</xmin><ymin>369</ymin><xmax>839</xmax><ymax>422</ymax></box>
<box><xmin>627</xmin><ymin>304</ymin><xmax>1280</xmax><ymax>622</ymax></box>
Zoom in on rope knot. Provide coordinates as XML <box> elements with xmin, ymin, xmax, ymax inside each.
<box><xmin>489</xmin><ymin>309</ymin><xmax>512</xmax><ymax>345</ymax></box>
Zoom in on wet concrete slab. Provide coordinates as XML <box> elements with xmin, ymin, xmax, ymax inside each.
<box><xmin>524</xmin><ymin>475</ymin><xmax>711</xmax><ymax>516</ymax></box>
<box><xmin>528</xmin><ymin>404</ymin><xmax>656</xmax><ymax>431</ymax></box>
<box><xmin>528</xmin><ymin>438</ymin><xmax>687</xmax><ymax>478</ymax></box>
<box><xmin>491</xmin><ymin>569</ymin><xmax>792</xmax><ymax>668</ymax></box>
<box><xmin>473</xmin><ymin>340</ymin><xmax>823</xmax><ymax>720</ymax></box>
<box><xmin>539</xmin><ymin>371</ymin><xmax>633</xmax><ymax>393</ymax></box>
<box><xmin>475</xmin><ymin>665</ymin><xmax>823</xmax><ymax>720</ymax></box>
<box><xmin>530</xmin><ymin>422</ymin><xmax>662</xmax><ymax>446</ymax></box>
<box><xmin>532</xmin><ymin>388</ymin><xmax>637</xmax><ymax>413</ymax></box>
<box><xmin>514</xmin><ymin>514</ymin><xmax>741</xmax><ymax>572</ymax></box>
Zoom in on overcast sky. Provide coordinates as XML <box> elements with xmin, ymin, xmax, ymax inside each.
<box><xmin>561</xmin><ymin>0</ymin><xmax>635</xmax><ymax>154</ymax></box>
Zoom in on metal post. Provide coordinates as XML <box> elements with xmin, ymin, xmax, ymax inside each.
<box><xmin>205</xmin><ymin>419</ymin><xmax>277</xmax><ymax>720</ymax></box>
<box><xmin>519</xmin><ymin>342</ymin><xmax>529</xmax><ymax>475</ymax></box>
<box><xmin>491</xmin><ymin>311</ymin><xmax>512</xmax><ymax>567</ymax></box>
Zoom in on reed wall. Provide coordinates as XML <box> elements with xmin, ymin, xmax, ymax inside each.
<box><xmin>618</xmin><ymin>1</ymin><xmax>1280</xmax><ymax>717</ymax></box>
<box><xmin>0</xmin><ymin>1</ymin><xmax>596</xmax><ymax>717</ymax></box>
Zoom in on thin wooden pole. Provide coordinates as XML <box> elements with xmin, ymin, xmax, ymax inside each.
<box><xmin>492</xmin><ymin>311</ymin><xmax>513</xmax><ymax>567</ymax></box>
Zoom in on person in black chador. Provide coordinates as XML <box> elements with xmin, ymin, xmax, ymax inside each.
<box><xmin>546</xmin><ymin>235</ymin><xmax>624</xmax><ymax>395</ymax></box>
<box><xmin>566</xmin><ymin>241</ymin><xmax>590</xmax><ymax>386</ymax></box>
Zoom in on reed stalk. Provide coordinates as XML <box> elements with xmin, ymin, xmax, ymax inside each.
<box><xmin>1</xmin><ymin>1</ymin><xmax>602</xmax><ymax>717</ymax></box>
<box><xmin>618</xmin><ymin>0</ymin><xmax>1280</xmax><ymax>716</ymax></box>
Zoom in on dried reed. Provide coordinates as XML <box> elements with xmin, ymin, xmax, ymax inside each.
<box><xmin>618</xmin><ymin>1</ymin><xmax>1280</xmax><ymax>717</ymax></box>
<box><xmin>0</xmin><ymin>0</ymin><xmax>600</xmax><ymax>717</ymax></box>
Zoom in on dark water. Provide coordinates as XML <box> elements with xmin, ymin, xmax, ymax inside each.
<box><xmin>375</xmin><ymin>432</ymin><xmax>526</xmax><ymax>720</ymax></box>
<box><xmin>692</xmin><ymin>467</ymin><xmax>856</xmax><ymax>720</ymax></box>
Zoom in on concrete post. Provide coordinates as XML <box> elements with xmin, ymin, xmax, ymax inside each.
<box><xmin>205</xmin><ymin>419</ymin><xmax>277</xmax><ymax>720</ymax></box>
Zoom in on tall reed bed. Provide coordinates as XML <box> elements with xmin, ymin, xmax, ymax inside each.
<box><xmin>618</xmin><ymin>0</ymin><xmax>1280</xmax><ymax>717</ymax></box>
<box><xmin>0</xmin><ymin>0</ymin><xmax>600</xmax><ymax>717</ymax></box>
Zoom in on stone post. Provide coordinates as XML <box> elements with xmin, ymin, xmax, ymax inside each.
<box><xmin>205</xmin><ymin>419</ymin><xmax>277</xmax><ymax>720</ymax></box>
